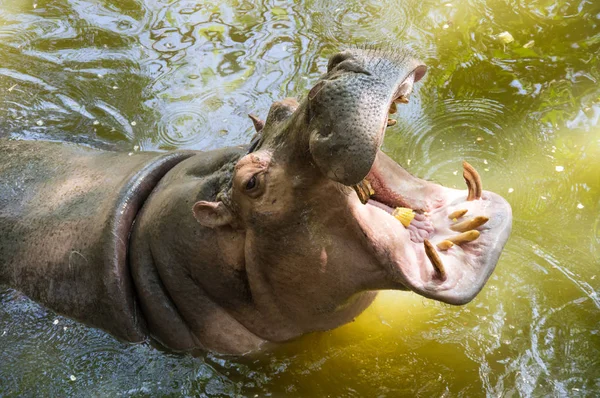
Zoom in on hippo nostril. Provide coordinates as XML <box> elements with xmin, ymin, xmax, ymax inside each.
<box><xmin>327</xmin><ymin>51</ymin><xmax>354</xmax><ymax>72</ymax></box>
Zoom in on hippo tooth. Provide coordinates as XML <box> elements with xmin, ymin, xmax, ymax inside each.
<box><xmin>448</xmin><ymin>209</ymin><xmax>468</xmax><ymax>220</ymax></box>
<box><xmin>353</xmin><ymin>179</ymin><xmax>374</xmax><ymax>204</ymax></box>
<box><xmin>450</xmin><ymin>216</ymin><xmax>489</xmax><ymax>232</ymax></box>
<box><xmin>447</xmin><ymin>230</ymin><xmax>480</xmax><ymax>245</ymax></box>
<box><xmin>463</xmin><ymin>161</ymin><xmax>482</xmax><ymax>201</ymax></box>
<box><xmin>395</xmin><ymin>95</ymin><xmax>409</xmax><ymax>104</ymax></box>
<box><xmin>387</xmin><ymin>118</ymin><xmax>397</xmax><ymax>127</ymax></box>
<box><xmin>436</xmin><ymin>240</ymin><xmax>454</xmax><ymax>251</ymax></box>
<box><xmin>392</xmin><ymin>207</ymin><xmax>415</xmax><ymax>227</ymax></box>
<box><xmin>389</xmin><ymin>102</ymin><xmax>397</xmax><ymax>114</ymax></box>
<box><xmin>424</xmin><ymin>239</ymin><xmax>447</xmax><ymax>280</ymax></box>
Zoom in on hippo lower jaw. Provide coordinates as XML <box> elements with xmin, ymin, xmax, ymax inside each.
<box><xmin>350</xmin><ymin>151</ymin><xmax>512</xmax><ymax>305</ymax></box>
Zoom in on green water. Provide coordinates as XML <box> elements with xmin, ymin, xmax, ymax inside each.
<box><xmin>0</xmin><ymin>0</ymin><xmax>599</xmax><ymax>396</ymax></box>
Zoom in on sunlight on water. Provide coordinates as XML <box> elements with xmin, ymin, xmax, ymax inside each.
<box><xmin>1</xmin><ymin>0</ymin><xmax>599</xmax><ymax>396</ymax></box>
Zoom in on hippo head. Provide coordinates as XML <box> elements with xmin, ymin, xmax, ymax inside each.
<box><xmin>190</xmin><ymin>48</ymin><xmax>512</xmax><ymax>344</ymax></box>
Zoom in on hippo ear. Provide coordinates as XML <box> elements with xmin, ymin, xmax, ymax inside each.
<box><xmin>192</xmin><ymin>201</ymin><xmax>233</xmax><ymax>228</ymax></box>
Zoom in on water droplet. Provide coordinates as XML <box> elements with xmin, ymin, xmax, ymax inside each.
<box><xmin>555</xmin><ymin>165</ymin><xmax>564</xmax><ymax>172</ymax></box>
<box><xmin>577</xmin><ymin>203</ymin><xmax>584</xmax><ymax>209</ymax></box>
<box><xmin>93</xmin><ymin>120</ymin><xmax>99</xmax><ymax>125</ymax></box>
<box><xmin>131</xmin><ymin>121</ymin><xmax>137</xmax><ymax>126</ymax></box>
<box><xmin>508</xmin><ymin>188</ymin><xmax>514</xmax><ymax>193</ymax></box>
<box><xmin>53</xmin><ymin>319</ymin><xmax>59</xmax><ymax>325</ymax></box>
<box><xmin>69</xmin><ymin>375</ymin><xmax>76</xmax><ymax>381</ymax></box>
<box><xmin>36</xmin><ymin>120</ymin><xmax>44</xmax><ymax>126</ymax></box>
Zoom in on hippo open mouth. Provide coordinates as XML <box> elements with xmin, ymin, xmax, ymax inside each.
<box><xmin>351</xmin><ymin>152</ymin><xmax>512</xmax><ymax>305</ymax></box>
<box><xmin>343</xmin><ymin>80</ymin><xmax>512</xmax><ymax>305</ymax></box>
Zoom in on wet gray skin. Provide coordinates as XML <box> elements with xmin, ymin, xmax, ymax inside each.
<box><xmin>0</xmin><ymin>48</ymin><xmax>511</xmax><ymax>355</ymax></box>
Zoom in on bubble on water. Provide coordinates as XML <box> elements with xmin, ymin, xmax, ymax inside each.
<box><xmin>69</xmin><ymin>375</ymin><xmax>76</xmax><ymax>381</ymax></box>
<box><xmin>577</xmin><ymin>203</ymin><xmax>584</xmax><ymax>209</ymax></box>
<box><xmin>555</xmin><ymin>165</ymin><xmax>564</xmax><ymax>172</ymax></box>
<box><xmin>36</xmin><ymin>120</ymin><xmax>44</xmax><ymax>126</ymax></box>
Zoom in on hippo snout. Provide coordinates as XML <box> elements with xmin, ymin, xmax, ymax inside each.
<box><xmin>307</xmin><ymin>48</ymin><xmax>426</xmax><ymax>186</ymax></box>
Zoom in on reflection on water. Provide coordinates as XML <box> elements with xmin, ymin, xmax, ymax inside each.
<box><xmin>0</xmin><ymin>0</ymin><xmax>599</xmax><ymax>396</ymax></box>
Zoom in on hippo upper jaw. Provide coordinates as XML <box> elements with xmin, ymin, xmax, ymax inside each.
<box><xmin>306</xmin><ymin>48</ymin><xmax>427</xmax><ymax>186</ymax></box>
<box><xmin>349</xmin><ymin>151</ymin><xmax>512</xmax><ymax>305</ymax></box>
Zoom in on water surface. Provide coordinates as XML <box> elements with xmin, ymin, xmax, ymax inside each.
<box><xmin>1</xmin><ymin>0</ymin><xmax>599</xmax><ymax>396</ymax></box>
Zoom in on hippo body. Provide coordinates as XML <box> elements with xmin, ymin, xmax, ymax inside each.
<box><xmin>0</xmin><ymin>49</ymin><xmax>512</xmax><ymax>355</ymax></box>
<box><xmin>0</xmin><ymin>141</ymin><xmax>192</xmax><ymax>341</ymax></box>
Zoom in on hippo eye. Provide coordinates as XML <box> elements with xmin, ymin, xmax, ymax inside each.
<box><xmin>245</xmin><ymin>175</ymin><xmax>257</xmax><ymax>190</ymax></box>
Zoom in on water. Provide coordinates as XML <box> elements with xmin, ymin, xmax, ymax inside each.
<box><xmin>0</xmin><ymin>0</ymin><xmax>599</xmax><ymax>396</ymax></box>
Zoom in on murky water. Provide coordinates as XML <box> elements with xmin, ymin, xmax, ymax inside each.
<box><xmin>0</xmin><ymin>0</ymin><xmax>599</xmax><ymax>396</ymax></box>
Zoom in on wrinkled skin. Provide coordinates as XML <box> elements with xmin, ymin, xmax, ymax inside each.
<box><xmin>0</xmin><ymin>48</ymin><xmax>511</xmax><ymax>355</ymax></box>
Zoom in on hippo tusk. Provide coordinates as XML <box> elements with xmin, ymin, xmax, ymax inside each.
<box><xmin>448</xmin><ymin>209</ymin><xmax>468</xmax><ymax>220</ymax></box>
<box><xmin>436</xmin><ymin>240</ymin><xmax>455</xmax><ymax>251</ymax></box>
<box><xmin>424</xmin><ymin>239</ymin><xmax>446</xmax><ymax>280</ymax></box>
<box><xmin>447</xmin><ymin>230</ymin><xmax>480</xmax><ymax>245</ymax></box>
<box><xmin>450</xmin><ymin>216</ymin><xmax>489</xmax><ymax>232</ymax></box>
<box><xmin>353</xmin><ymin>179</ymin><xmax>374</xmax><ymax>204</ymax></box>
<box><xmin>389</xmin><ymin>102</ymin><xmax>397</xmax><ymax>114</ymax></box>
<box><xmin>463</xmin><ymin>161</ymin><xmax>482</xmax><ymax>201</ymax></box>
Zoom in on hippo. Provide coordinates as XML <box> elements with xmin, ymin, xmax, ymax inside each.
<box><xmin>0</xmin><ymin>48</ymin><xmax>512</xmax><ymax>355</ymax></box>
